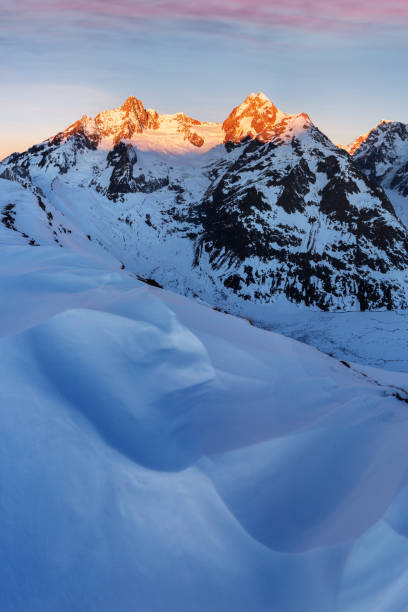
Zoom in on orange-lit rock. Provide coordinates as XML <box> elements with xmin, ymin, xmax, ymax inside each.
<box><xmin>223</xmin><ymin>92</ymin><xmax>282</xmax><ymax>143</ymax></box>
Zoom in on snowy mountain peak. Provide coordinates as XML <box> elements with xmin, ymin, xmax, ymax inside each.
<box><xmin>220</xmin><ymin>93</ymin><xmax>314</xmax><ymax>144</ymax></box>
<box><xmin>47</xmin><ymin>114</ymin><xmax>100</xmax><ymax>151</ymax></box>
<box><xmin>344</xmin><ymin>118</ymin><xmax>408</xmax><ymax>222</ymax></box>
<box><xmin>94</xmin><ymin>96</ymin><xmax>160</xmax><ymax>144</ymax></box>
<box><xmin>345</xmin><ymin>119</ymin><xmax>408</xmax><ymax>159</ymax></box>
<box><xmin>223</xmin><ymin>92</ymin><xmax>288</xmax><ymax>143</ymax></box>
<box><xmin>342</xmin><ymin>119</ymin><xmax>400</xmax><ymax>156</ymax></box>
<box><xmin>9</xmin><ymin>93</ymin><xmax>316</xmax><ymax>160</ymax></box>
<box><xmin>120</xmin><ymin>95</ymin><xmax>145</xmax><ymax>113</ymax></box>
<box><xmin>246</xmin><ymin>91</ymin><xmax>272</xmax><ymax>104</ymax></box>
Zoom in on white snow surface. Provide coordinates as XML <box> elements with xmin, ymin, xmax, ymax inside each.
<box><xmin>264</xmin><ymin>308</ymin><xmax>408</xmax><ymax>373</ymax></box>
<box><xmin>126</xmin><ymin>115</ymin><xmax>225</xmax><ymax>154</ymax></box>
<box><xmin>1</xmin><ymin>182</ymin><xmax>408</xmax><ymax>610</ymax></box>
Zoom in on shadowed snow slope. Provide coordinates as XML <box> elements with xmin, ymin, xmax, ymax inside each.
<box><xmin>1</xmin><ymin>233</ymin><xmax>408</xmax><ymax>611</ymax></box>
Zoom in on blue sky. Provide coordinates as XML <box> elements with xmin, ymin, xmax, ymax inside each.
<box><xmin>1</xmin><ymin>0</ymin><xmax>408</xmax><ymax>159</ymax></box>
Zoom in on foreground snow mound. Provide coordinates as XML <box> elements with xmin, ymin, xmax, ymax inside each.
<box><xmin>1</xmin><ymin>244</ymin><xmax>408</xmax><ymax>611</ymax></box>
<box><xmin>3</xmin><ymin>306</ymin><xmax>216</xmax><ymax>470</ymax></box>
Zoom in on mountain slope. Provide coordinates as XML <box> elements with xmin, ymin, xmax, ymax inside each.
<box><xmin>2</xmin><ymin>93</ymin><xmax>408</xmax><ymax>315</ymax></box>
<box><xmin>343</xmin><ymin>120</ymin><xmax>408</xmax><ymax>225</ymax></box>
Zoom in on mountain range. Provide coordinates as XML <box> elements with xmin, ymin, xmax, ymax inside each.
<box><xmin>2</xmin><ymin>92</ymin><xmax>408</xmax><ymax>319</ymax></box>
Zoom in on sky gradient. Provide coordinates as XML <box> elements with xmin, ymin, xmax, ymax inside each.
<box><xmin>1</xmin><ymin>0</ymin><xmax>408</xmax><ymax>159</ymax></box>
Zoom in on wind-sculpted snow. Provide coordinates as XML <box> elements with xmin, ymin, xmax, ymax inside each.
<box><xmin>6</xmin><ymin>306</ymin><xmax>217</xmax><ymax>471</ymax></box>
<box><xmin>1</xmin><ymin>229</ymin><xmax>408</xmax><ymax>610</ymax></box>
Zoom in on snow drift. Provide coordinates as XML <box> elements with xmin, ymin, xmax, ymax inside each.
<box><xmin>1</xmin><ymin>226</ymin><xmax>408</xmax><ymax>610</ymax></box>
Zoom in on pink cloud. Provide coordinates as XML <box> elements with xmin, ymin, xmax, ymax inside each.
<box><xmin>6</xmin><ymin>0</ymin><xmax>408</xmax><ymax>33</ymax></box>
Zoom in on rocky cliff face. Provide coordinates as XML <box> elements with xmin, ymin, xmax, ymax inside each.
<box><xmin>223</xmin><ymin>92</ymin><xmax>284</xmax><ymax>142</ymax></box>
<box><xmin>2</xmin><ymin>93</ymin><xmax>408</xmax><ymax>315</ymax></box>
<box><xmin>195</xmin><ymin>124</ymin><xmax>408</xmax><ymax>311</ymax></box>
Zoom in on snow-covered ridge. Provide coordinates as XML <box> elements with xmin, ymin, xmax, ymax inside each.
<box><xmin>339</xmin><ymin>130</ymin><xmax>372</xmax><ymax>155</ymax></box>
<box><xmin>344</xmin><ymin>119</ymin><xmax>408</xmax><ymax>224</ymax></box>
<box><xmin>45</xmin><ymin>91</ymin><xmax>312</xmax><ymax>156</ymax></box>
<box><xmin>340</xmin><ymin>119</ymin><xmax>393</xmax><ymax>155</ymax></box>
